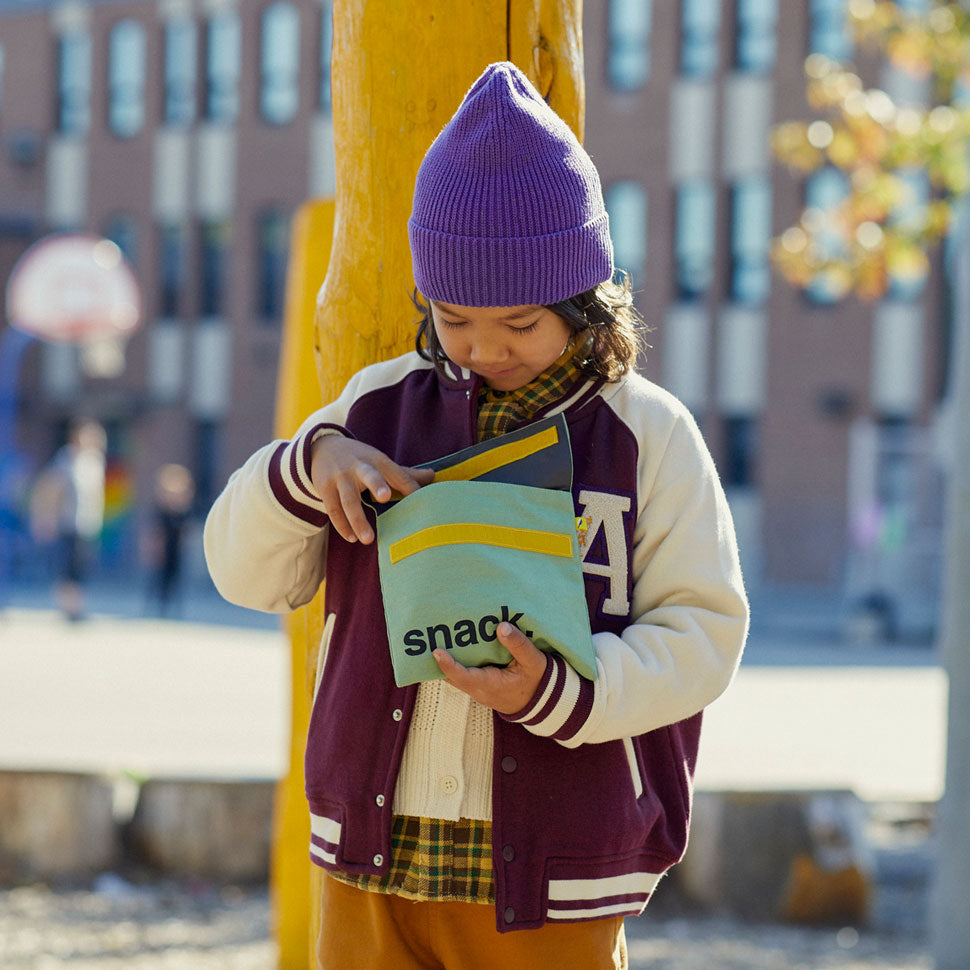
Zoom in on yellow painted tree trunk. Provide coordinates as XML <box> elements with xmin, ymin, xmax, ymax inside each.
<box><xmin>271</xmin><ymin>199</ymin><xmax>335</xmax><ymax>970</ymax></box>
<box><xmin>315</xmin><ymin>0</ymin><xmax>585</xmax><ymax>401</ymax></box>
<box><xmin>274</xmin><ymin>3</ymin><xmax>584</xmax><ymax>967</ymax></box>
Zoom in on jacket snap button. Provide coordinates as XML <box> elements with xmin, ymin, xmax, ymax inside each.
<box><xmin>373</xmin><ymin>854</ymin><xmax>384</xmax><ymax>866</ymax></box>
<box><xmin>501</xmin><ymin>756</ymin><xmax>517</xmax><ymax>773</ymax></box>
<box><xmin>504</xmin><ymin>906</ymin><xmax>515</xmax><ymax>923</ymax></box>
<box><xmin>502</xmin><ymin>844</ymin><xmax>515</xmax><ymax>862</ymax></box>
<box><xmin>375</xmin><ymin>794</ymin><xmax>385</xmax><ymax>807</ymax></box>
<box><xmin>392</xmin><ymin>709</ymin><xmax>403</xmax><ymax>721</ymax></box>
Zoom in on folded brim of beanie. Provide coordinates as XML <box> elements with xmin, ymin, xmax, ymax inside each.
<box><xmin>409</xmin><ymin>213</ymin><xmax>613</xmax><ymax>308</ymax></box>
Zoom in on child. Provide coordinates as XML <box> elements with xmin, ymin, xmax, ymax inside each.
<box><xmin>143</xmin><ymin>463</ymin><xmax>195</xmax><ymax>616</ymax></box>
<box><xmin>30</xmin><ymin>418</ymin><xmax>107</xmax><ymax>621</ymax></box>
<box><xmin>205</xmin><ymin>62</ymin><xmax>748</xmax><ymax>970</ymax></box>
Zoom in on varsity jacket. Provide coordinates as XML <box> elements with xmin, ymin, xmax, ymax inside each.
<box><xmin>204</xmin><ymin>351</ymin><xmax>749</xmax><ymax>932</ymax></box>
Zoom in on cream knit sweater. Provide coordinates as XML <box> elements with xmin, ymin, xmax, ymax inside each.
<box><xmin>392</xmin><ymin>681</ymin><xmax>494</xmax><ymax>821</ymax></box>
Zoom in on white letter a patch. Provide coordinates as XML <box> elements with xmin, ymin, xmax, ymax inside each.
<box><xmin>577</xmin><ymin>489</ymin><xmax>631</xmax><ymax>616</ymax></box>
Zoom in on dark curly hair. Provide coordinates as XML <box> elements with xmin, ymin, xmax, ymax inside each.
<box><xmin>414</xmin><ymin>273</ymin><xmax>648</xmax><ymax>382</ymax></box>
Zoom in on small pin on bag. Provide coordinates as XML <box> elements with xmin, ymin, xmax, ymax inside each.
<box><xmin>372</xmin><ymin>414</ymin><xmax>596</xmax><ymax>688</ymax></box>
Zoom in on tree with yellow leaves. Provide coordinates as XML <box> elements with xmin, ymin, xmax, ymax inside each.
<box><xmin>772</xmin><ymin>4</ymin><xmax>970</xmax><ymax>968</ymax></box>
<box><xmin>772</xmin><ymin>1</ymin><xmax>969</xmax><ymax>302</ymax></box>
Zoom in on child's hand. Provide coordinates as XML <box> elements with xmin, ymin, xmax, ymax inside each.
<box><xmin>433</xmin><ymin>622</ymin><xmax>548</xmax><ymax>715</ymax></box>
<box><xmin>310</xmin><ymin>436</ymin><xmax>434</xmax><ymax>544</ymax></box>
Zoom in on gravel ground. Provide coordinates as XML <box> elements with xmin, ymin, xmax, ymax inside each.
<box><xmin>0</xmin><ymin>876</ymin><xmax>931</xmax><ymax>970</ymax></box>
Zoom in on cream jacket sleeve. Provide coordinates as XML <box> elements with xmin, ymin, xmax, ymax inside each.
<box><xmin>202</xmin><ymin>365</ymin><xmax>377</xmax><ymax>612</ymax></box>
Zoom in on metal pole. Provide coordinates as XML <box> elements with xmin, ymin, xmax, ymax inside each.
<box><xmin>932</xmin><ymin>199</ymin><xmax>970</xmax><ymax>970</ymax></box>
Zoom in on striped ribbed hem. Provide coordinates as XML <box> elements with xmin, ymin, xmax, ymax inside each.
<box><xmin>267</xmin><ymin>423</ymin><xmax>344</xmax><ymax>526</ymax></box>
<box><xmin>498</xmin><ymin>654</ymin><xmax>594</xmax><ymax>742</ymax></box>
<box><xmin>309</xmin><ymin>811</ymin><xmax>342</xmax><ymax>867</ymax></box>
<box><xmin>546</xmin><ymin>870</ymin><xmax>663</xmax><ymax>921</ymax></box>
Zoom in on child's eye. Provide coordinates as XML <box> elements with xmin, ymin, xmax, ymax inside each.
<box><xmin>509</xmin><ymin>321</ymin><xmax>539</xmax><ymax>334</ymax></box>
<box><xmin>438</xmin><ymin>318</ymin><xmax>465</xmax><ymax>329</ymax></box>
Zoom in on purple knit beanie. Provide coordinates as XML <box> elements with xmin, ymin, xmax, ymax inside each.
<box><xmin>408</xmin><ymin>62</ymin><xmax>614</xmax><ymax>308</ymax></box>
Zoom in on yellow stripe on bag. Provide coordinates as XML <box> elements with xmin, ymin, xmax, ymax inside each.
<box><xmin>434</xmin><ymin>425</ymin><xmax>559</xmax><ymax>483</ymax></box>
<box><xmin>389</xmin><ymin>522</ymin><xmax>574</xmax><ymax>564</ymax></box>
<box><xmin>386</xmin><ymin>426</ymin><xmax>560</xmax><ymax>501</ymax></box>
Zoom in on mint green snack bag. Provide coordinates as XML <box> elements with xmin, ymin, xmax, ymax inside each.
<box><xmin>372</xmin><ymin>415</ymin><xmax>596</xmax><ymax>688</ymax></box>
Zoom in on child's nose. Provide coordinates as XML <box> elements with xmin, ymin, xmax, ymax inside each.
<box><xmin>470</xmin><ymin>341</ymin><xmax>509</xmax><ymax>366</ymax></box>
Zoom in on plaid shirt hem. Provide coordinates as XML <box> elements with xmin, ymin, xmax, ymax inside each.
<box><xmin>326</xmin><ymin>815</ymin><xmax>494</xmax><ymax>904</ymax></box>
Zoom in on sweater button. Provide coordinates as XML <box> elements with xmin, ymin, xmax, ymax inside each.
<box><xmin>440</xmin><ymin>775</ymin><xmax>459</xmax><ymax>795</ymax></box>
<box><xmin>375</xmin><ymin>794</ymin><xmax>385</xmax><ymax>807</ymax></box>
<box><xmin>501</xmin><ymin>756</ymin><xmax>517</xmax><ymax>773</ymax></box>
<box><xmin>373</xmin><ymin>854</ymin><xmax>384</xmax><ymax>867</ymax></box>
<box><xmin>504</xmin><ymin>906</ymin><xmax>515</xmax><ymax>924</ymax></box>
<box><xmin>392</xmin><ymin>709</ymin><xmax>403</xmax><ymax>721</ymax></box>
<box><xmin>502</xmin><ymin>844</ymin><xmax>515</xmax><ymax>862</ymax></box>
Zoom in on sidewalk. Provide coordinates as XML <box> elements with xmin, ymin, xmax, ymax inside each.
<box><xmin>0</xmin><ymin>579</ymin><xmax>940</xmax><ymax>969</ymax></box>
<box><xmin>0</xmin><ymin>579</ymin><xmax>947</xmax><ymax>802</ymax></box>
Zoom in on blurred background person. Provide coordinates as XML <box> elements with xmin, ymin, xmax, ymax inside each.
<box><xmin>28</xmin><ymin>419</ymin><xmax>107</xmax><ymax>622</ymax></box>
<box><xmin>142</xmin><ymin>463</ymin><xmax>195</xmax><ymax>617</ymax></box>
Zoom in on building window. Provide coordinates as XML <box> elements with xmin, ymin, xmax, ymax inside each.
<box><xmin>164</xmin><ymin>18</ymin><xmax>197</xmax><ymax>127</ymax></box>
<box><xmin>680</xmin><ymin>0</ymin><xmax>721</xmax><ymax>79</ymax></box>
<box><xmin>723</xmin><ymin>415</ymin><xmax>759</xmax><ymax>487</ymax></box>
<box><xmin>809</xmin><ymin>0</ymin><xmax>851</xmax><ymax>61</ymax></box>
<box><xmin>193</xmin><ymin>418</ymin><xmax>221</xmax><ymax>512</ymax></box>
<box><xmin>735</xmin><ymin>0</ymin><xmax>778</xmax><ymax>74</ymax></box>
<box><xmin>103</xmin><ymin>215</ymin><xmax>139</xmax><ymax>268</ymax></box>
<box><xmin>604</xmin><ymin>181</ymin><xmax>648</xmax><ymax>280</ymax></box>
<box><xmin>674</xmin><ymin>180</ymin><xmax>716</xmax><ymax>302</ymax></box>
<box><xmin>319</xmin><ymin>1</ymin><xmax>333</xmax><ymax>113</ymax></box>
<box><xmin>205</xmin><ymin>12</ymin><xmax>241</xmax><ymax>123</ymax></box>
<box><xmin>256</xmin><ymin>209</ymin><xmax>290</xmax><ymax>323</ymax></box>
<box><xmin>607</xmin><ymin>0</ymin><xmax>651</xmax><ymax>92</ymax></box>
<box><xmin>57</xmin><ymin>31</ymin><xmax>91</xmax><ymax>134</ymax></box>
<box><xmin>260</xmin><ymin>2</ymin><xmax>300</xmax><ymax>125</ymax></box>
<box><xmin>158</xmin><ymin>224</ymin><xmax>187</xmax><ymax>317</ymax></box>
<box><xmin>108</xmin><ymin>19</ymin><xmax>146</xmax><ymax>138</ymax></box>
<box><xmin>199</xmin><ymin>220</ymin><xmax>231</xmax><ymax>316</ymax></box>
<box><xmin>805</xmin><ymin>166</ymin><xmax>850</xmax><ymax>304</ymax></box>
<box><xmin>729</xmin><ymin>177</ymin><xmax>772</xmax><ymax>306</ymax></box>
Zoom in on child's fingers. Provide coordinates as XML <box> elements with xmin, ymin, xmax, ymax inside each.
<box><xmin>321</xmin><ymin>495</ymin><xmax>356</xmax><ymax>544</ymax></box>
<box><xmin>333</xmin><ymin>477</ymin><xmax>374</xmax><ymax>544</ymax></box>
<box><xmin>433</xmin><ymin>648</ymin><xmax>465</xmax><ymax>679</ymax></box>
<box><xmin>356</xmin><ymin>463</ymin><xmax>393</xmax><ymax>504</ymax></box>
<box><xmin>495</xmin><ymin>622</ymin><xmax>544</xmax><ymax>670</ymax></box>
<box><xmin>381</xmin><ymin>461</ymin><xmax>434</xmax><ymax>497</ymax></box>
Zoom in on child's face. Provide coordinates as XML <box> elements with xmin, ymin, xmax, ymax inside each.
<box><xmin>431</xmin><ymin>301</ymin><xmax>573</xmax><ymax>391</ymax></box>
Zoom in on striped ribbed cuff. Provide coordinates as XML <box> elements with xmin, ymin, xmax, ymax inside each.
<box><xmin>267</xmin><ymin>423</ymin><xmax>346</xmax><ymax>526</ymax></box>
<box><xmin>498</xmin><ymin>653</ymin><xmax>595</xmax><ymax>742</ymax></box>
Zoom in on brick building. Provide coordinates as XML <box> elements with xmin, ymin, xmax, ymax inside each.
<box><xmin>0</xmin><ymin>0</ymin><xmax>949</xmax><ymax>626</ymax></box>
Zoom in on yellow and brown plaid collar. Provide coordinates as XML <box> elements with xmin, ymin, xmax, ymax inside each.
<box><xmin>476</xmin><ymin>332</ymin><xmax>592</xmax><ymax>441</ymax></box>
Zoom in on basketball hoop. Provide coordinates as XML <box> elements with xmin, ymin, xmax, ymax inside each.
<box><xmin>5</xmin><ymin>233</ymin><xmax>142</xmax><ymax>377</ymax></box>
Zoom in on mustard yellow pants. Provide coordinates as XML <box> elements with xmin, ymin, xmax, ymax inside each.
<box><xmin>316</xmin><ymin>874</ymin><xmax>628</xmax><ymax>970</ymax></box>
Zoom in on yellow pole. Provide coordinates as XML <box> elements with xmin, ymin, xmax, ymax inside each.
<box><xmin>271</xmin><ymin>198</ymin><xmax>335</xmax><ymax>970</ymax></box>
<box><xmin>315</xmin><ymin>0</ymin><xmax>586</xmax><ymax>402</ymax></box>
<box><xmin>274</xmin><ymin>3</ymin><xmax>585</xmax><ymax>966</ymax></box>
